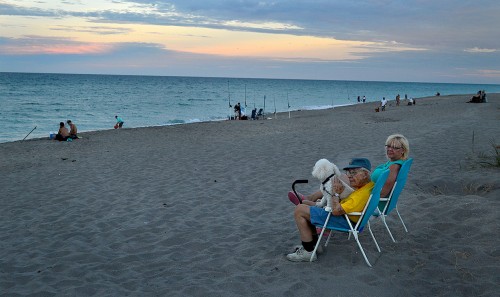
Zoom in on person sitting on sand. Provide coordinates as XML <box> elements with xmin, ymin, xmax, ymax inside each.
<box><xmin>286</xmin><ymin>158</ymin><xmax>374</xmax><ymax>262</ymax></box>
<box><xmin>55</xmin><ymin>122</ymin><xmax>70</xmax><ymax>141</ymax></box>
<box><xmin>289</xmin><ymin>134</ymin><xmax>410</xmax><ymax>205</ymax></box>
<box><xmin>482</xmin><ymin>90</ymin><xmax>487</xmax><ymax>102</ymax></box>
<box><xmin>468</xmin><ymin>90</ymin><xmax>486</xmax><ymax>103</ymax></box>
<box><xmin>66</xmin><ymin>120</ymin><xmax>78</xmax><ymax>139</ymax></box>
<box><xmin>115</xmin><ymin>115</ymin><xmax>124</xmax><ymax>128</ymax></box>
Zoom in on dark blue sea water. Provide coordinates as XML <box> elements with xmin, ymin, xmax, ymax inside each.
<box><xmin>1</xmin><ymin>72</ymin><xmax>499</xmax><ymax>143</ymax></box>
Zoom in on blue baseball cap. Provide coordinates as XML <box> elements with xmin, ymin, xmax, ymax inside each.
<box><xmin>343</xmin><ymin>158</ymin><xmax>372</xmax><ymax>171</ymax></box>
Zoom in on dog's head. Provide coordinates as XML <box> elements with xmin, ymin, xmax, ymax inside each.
<box><xmin>312</xmin><ymin>158</ymin><xmax>336</xmax><ymax>180</ymax></box>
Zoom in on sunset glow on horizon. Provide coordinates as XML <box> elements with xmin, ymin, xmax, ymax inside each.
<box><xmin>0</xmin><ymin>0</ymin><xmax>498</xmax><ymax>83</ymax></box>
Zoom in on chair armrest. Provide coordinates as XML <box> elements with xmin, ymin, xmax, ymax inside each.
<box><xmin>346</xmin><ymin>212</ymin><xmax>362</xmax><ymax>216</ymax></box>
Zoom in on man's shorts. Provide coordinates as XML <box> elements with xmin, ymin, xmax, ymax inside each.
<box><xmin>309</xmin><ymin>206</ymin><xmax>352</xmax><ymax>230</ymax></box>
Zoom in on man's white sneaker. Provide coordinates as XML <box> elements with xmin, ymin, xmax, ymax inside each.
<box><xmin>293</xmin><ymin>244</ymin><xmax>323</xmax><ymax>254</ymax></box>
<box><xmin>286</xmin><ymin>246</ymin><xmax>317</xmax><ymax>262</ymax></box>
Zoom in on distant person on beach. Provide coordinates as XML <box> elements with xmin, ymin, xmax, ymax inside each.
<box><xmin>285</xmin><ymin>158</ymin><xmax>374</xmax><ymax>262</ymax></box>
<box><xmin>468</xmin><ymin>90</ymin><xmax>486</xmax><ymax>103</ymax></box>
<box><xmin>234</xmin><ymin>103</ymin><xmax>241</xmax><ymax>120</ymax></box>
<box><xmin>115</xmin><ymin>116</ymin><xmax>124</xmax><ymax>128</ymax></box>
<box><xmin>380</xmin><ymin>97</ymin><xmax>388</xmax><ymax>111</ymax></box>
<box><xmin>66</xmin><ymin>120</ymin><xmax>78</xmax><ymax>139</ymax></box>
<box><xmin>396</xmin><ymin>94</ymin><xmax>401</xmax><ymax>106</ymax></box>
<box><xmin>55</xmin><ymin>122</ymin><xmax>70</xmax><ymax>141</ymax></box>
<box><xmin>357</xmin><ymin>96</ymin><xmax>360</xmax><ymax>103</ymax></box>
<box><xmin>363</xmin><ymin>95</ymin><xmax>366</xmax><ymax>103</ymax></box>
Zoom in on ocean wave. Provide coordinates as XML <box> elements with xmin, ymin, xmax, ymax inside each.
<box><xmin>301</xmin><ymin>103</ymin><xmax>355</xmax><ymax>110</ymax></box>
<box><xmin>165</xmin><ymin>119</ymin><xmax>186</xmax><ymax>125</ymax></box>
<box><xmin>187</xmin><ymin>98</ymin><xmax>214</xmax><ymax>102</ymax></box>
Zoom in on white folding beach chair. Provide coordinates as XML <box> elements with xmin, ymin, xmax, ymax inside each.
<box><xmin>311</xmin><ymin>169</ymin><xmax>390</xmax><ymax>267</ymax></box>
<box><xmin>375</xmin><ymin>158</ymin><xmax>413</xmax><ymax>242</ymax></box>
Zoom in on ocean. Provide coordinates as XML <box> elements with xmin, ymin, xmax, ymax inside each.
<box><xmin>1</xmin><ymin>72</ymin><xmax>499</xmax><ymax>143</ymax></box>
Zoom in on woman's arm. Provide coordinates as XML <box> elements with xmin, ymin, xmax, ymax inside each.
<box><xmin>380</xmin><ymin>163</ymin><xmax>401</xmax><ymax>198</ymax></box>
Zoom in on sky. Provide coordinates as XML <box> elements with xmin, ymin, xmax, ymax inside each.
<box><xmin>0</xmin><ymin>0</ymin><xmax>499</xmax><ymax>83</ymax></box>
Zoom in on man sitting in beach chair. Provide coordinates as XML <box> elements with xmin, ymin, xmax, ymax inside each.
<box><xmin>251</xmin><ymin>108</ymin><xmax>257</xmax><ymax>120</ymax></box>
<box><xmin>256</xmin><ymin>108</ymin><xmax>264</xmax><ymax>119</ymax></box>
<box><xmin>286</xmin><ymin>158</ymin><xmax>374</xmax><ymax>262</ymax></box>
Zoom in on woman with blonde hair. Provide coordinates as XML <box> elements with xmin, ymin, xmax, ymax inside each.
<box><xmin>371</xmin><ymin>134</ymin><xmax>410</xmax><ymax>197</ymax></box>
<box><xmin>288</xmin><ymin>134</ymin><xmax>410</xmax><ymax>204</ymax></box>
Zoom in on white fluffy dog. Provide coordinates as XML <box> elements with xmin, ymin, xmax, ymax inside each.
<box><xmin>312</xmin><ymin>159</ymin><xmax>354</xmax><ymax>212</ymax></box>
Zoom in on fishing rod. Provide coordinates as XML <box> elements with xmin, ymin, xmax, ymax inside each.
<box><xmin>23</xmin><ymin>126</ymin><xmax>37</xmax><ymax>141</ymax></box>
<box><xmin>263</xmin><ymin>95</ymin><xmax>266</xmax><ymax>117</ymax></box>
<box><xmin>274</xmin><ymin>96</ymin><xmax>277</xmax><ymax>119</ymax></box>
<box><xmin>227</xmin><ymin>80</ymin><xmax>231</xmax><ymax>108</ymax></box>
<box><xmin>345</xmin><ymin>81</ymin><xmax>350</xmax><ymax>101</ymax></box>
<box><xmin>287</xmin><ymin>92</ymin><xmax>291</xmax><ymax>119</ymax></box>
<box><xmin>227</xmin><ymin>80</ymin><xmax>232</xmax><ymax>120</ymax></box>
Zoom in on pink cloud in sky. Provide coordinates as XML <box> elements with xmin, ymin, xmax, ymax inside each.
<box><xmin>0</xmin><ymin>38</ymin><xmax>113</xmax><ymax>55</ymax></box>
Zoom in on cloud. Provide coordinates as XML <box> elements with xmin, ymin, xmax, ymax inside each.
<box><xmin>464</xmin><ymin>47</ymin><xmax>497</xmax><ymax>53</ymax></box>
<box><xmin>0</xmin><ymin>36</ymin><xmax>113</xmax><ymax>55</ymax></box>
<box><xmin>50</xmin><ymin>25</ymin><xmax>133</xmax><ymax>35</ymax></box>
<box><xmin>1</xmin><ymin>36</ymin><xmax>498</xmax><ymax>83</ymax></box>
<box><xmin>3</xmin><ymin>1</ymin><xmax>499</xmax><ymax>51</ymax></box>
<box><xmin>0</xmin><ymin>2</ymin><xmax>57</xmax><ymax>17</ymax></box>
<box><xmin>470</xmin><ymin>69</ymin><xmax>500</xmax><ymax>78</ymax></box>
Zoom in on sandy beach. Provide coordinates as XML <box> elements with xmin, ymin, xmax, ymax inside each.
<box><xmin>1</xmin><ymin>94</ymin><xmax>499</xmax><ymax>296</ymax></box>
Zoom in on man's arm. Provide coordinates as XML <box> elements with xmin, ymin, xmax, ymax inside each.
<box><xmin>331</xmin><ymin>195</ymin><xmax>346</xmax><ymax>216</ymax></box>
<box><xmin>331</xmin><ymin>177</ymin><xmax>346</xmax><ymax>216</ymax></box>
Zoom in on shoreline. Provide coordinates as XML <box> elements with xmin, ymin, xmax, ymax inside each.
<box><xmin>6</xmin><ymin>93</ymin><xmax>491</xmax><ymax>145</ymax></box>
<box><xmin>1</xmin><ymin>93</ymin><xmax>499</xmax><ymax>296</ymax></box>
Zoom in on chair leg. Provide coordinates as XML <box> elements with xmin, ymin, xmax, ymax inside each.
<box><xmin>395</xmin><ymin>207</ymin><xmax>408</xmax><ymax>232</ymax></box>
<box><xmin>367</xmin><ymin>221</ymin><xmax>381</xmax><ymax>252</ymax></box>
<box><xmin>324</xmin><ymin>229</ymin><xmax>333</xmax><ymax>247</ymax></box>
<box><xmin>353</xmin><ymin>232</ymin><xmax>372</xmax><ymax>267</ymax></box>
<box><xmin>311</xmin><ymin>212</ymin><xmax>331</xmax><ymax>262</ymax></box>
<box><xmin>380</xmin><ymin>215</ymin><xmax>396</xmax><ymax>242</ymax></box>
<box><xmin>311</xmin><ymin>236</ymin><xmax>323</xmax><ymax>262</ymax></box>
